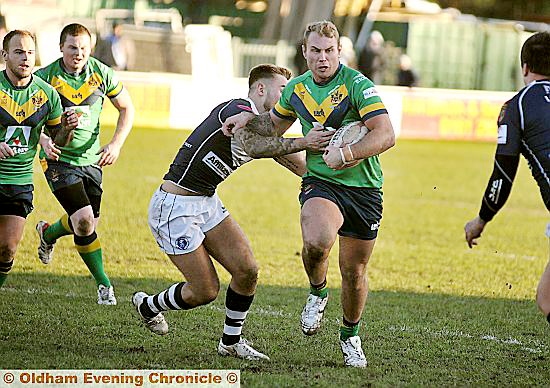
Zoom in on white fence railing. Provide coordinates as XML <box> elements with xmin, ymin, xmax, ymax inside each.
<box><xmin>231</xmin><ymin>37</ymin><xmax>297</xmax><ymax>77</ymax></box>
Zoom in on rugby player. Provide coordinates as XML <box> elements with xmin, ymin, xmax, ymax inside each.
<box><xmin>222</xmin><ymin>21</ymin><xmax>395</xmax><ymax>367</ymax></box>
<box><xmin>465</xmin><ymin>32</ymin><xmax>550</xmax><ymax>324</ymax></box>
<box><xmin>0</xmin><ymin>30</ymin><xmax>77</xmax><ymax>287</ymax></box>
<box><xmin>131</xmin><ymin>64</ymin><xmax>328</xmax><ymax>361</ymax></box>
<box><xmin>34</xmin><ymin>23</ymin><xmax>135</xmax><ymax>305</ymax></box>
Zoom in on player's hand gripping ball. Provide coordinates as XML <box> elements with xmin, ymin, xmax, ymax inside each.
<box><xmin>326</xmin><ymin>121</ymin><xmax>368</xmax><ymax>167</ymax></box>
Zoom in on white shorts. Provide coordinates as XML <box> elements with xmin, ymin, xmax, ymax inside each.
<box><xmin>546</xmin><ymin>223</ymin><xmax>550</xmax><ymax>238</ymax></box>
<box><xmin>148</xmin><ymin>187</ymin><xmax>229</xmax><ymax>255</ymax></box>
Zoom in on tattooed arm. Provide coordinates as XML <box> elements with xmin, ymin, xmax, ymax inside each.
<box><xmin>274</xmin><ymin>152</ymin><xmax>307</xmax><ymax>177</ymax></box>
<box><xmin>234</xmin><ymin>111</ymin><xmax>332</xmax><ymax>158</ymax></box>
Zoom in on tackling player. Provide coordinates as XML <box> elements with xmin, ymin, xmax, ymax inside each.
<box><xmin>222</xmin><ymin>21</ymin><xmax>395</xmax><ymax>367</ymax></box>
<box><xmin>465</xmin><ymin>32</ymin><xmax>550</xmax><ymax>324</ymax></box>
<box><xmin>132</xmin><ymin>64</ymin><xmax>327</xmax><ymax>360</ymax></box>
<box><xmin>0</xmin><ymin>30</ymin><xmax>77</xmax><ymax>287</ymax></box>
<box><xmin>33</xmin><ymin>23</ymin><xmax>135</xmax><ymax>305</ymax></box>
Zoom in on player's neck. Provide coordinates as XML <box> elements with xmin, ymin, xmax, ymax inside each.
<box><xmin>4</xmin><ymin>69</ymin><xmax>31</xmax><ymax>87</ymax></box>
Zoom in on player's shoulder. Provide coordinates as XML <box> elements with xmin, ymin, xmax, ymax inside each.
<box><xmin>88</xmin><ymin>56</ymin><xmax>115</xmax><ymax>76</ymax></box>
<box><xmin>31</xmin><ymin>73</ymin><xmax>57</xmax><ymax>94</ymax></box>
<box><xmin>34</xmin><ymin>58</ymin><xmax>61</xmax><ymax>80</ymax></box>
<box><xmin>339</xmin><ymin>65</ymin><xmax>374</xmax><ymax>88</ymax></box>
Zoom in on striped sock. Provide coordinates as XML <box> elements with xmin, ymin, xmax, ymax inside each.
<box><xmin>44</xmin><ymin>214</ymin><xmax>73</xmax><ymax>243</ymax></box>
<box><xmin>0</xmin><ymin>260</ymin><xmax>13</xmax><ymax>287</ymax></box>
<box><xmin>75</xmin><ymin>232</ymin><xmax>110</xmax><ymax>287</ymax></box>
<box><xmin>222</xmin><ymin>286</ymin><xmax>254</xmax><ymax>346</ymax></box>
<box><xmin>340</xmin><ymin>317</ymin><xmax>360</xmax><ymax>341</ymax></box>
<box><xmin>139</xmin><ymin>282</ymin><xmax>192</xmax><ymax>319</ymax></box>
<box><xmin>310</xmin><ymin>279</ymin><xmax>328</xmax><ymax>298</ymax></box>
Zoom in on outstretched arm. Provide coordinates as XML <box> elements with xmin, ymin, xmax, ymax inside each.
<box><xmin>235</xmin><ymin>112</ymin><xmax>332</xmax><ymax>158</ymax></box>
<box><xmin>464</xmin><ymin>153</ymin><xmax>520</xmax><ymax>248</ymax></box>
<box><xmin>274</xmin><ymin>152</ymin><xmax>307</xmax><ymax>177</ymax></box>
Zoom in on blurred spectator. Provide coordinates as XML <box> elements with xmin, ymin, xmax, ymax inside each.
<box><xmin>94</xmin><ymin>21</ymin><xmax>135</xmax><ymax>71</ymax></box>
<box><xmin>294</xmin><ymin>40</ymin><xmax>308</xmax><ymax>75</ymax></box>
<box><xmin>358</xmin><ymin>30</ymin><xmax>386</xmax><ymax>84</ymax></box>
<box><xmin>0</xmin><ymin>14</ymin><xmax>7</xmax><ymax>67</ymax></box>
<box><xmin>339</xmin><ymin>36</ymin><xmax>357</xmax><ymax>69</ymax></box>
<box><xmin>397</xmin><ymin>54</ymin><xmax>419</xmax><ymax>87</ymax></box>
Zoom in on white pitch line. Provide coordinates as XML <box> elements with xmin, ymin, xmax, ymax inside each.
<box><xmin>389</xmin><ymin>325</ymin><xmax>548</xmax><ymax>354</ymax></box>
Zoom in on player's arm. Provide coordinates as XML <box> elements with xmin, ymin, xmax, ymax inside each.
<box><xmin>98</xmin><ymin>88</ymin><xmax>135</xmax><ymax>167</ymax></box>
<box><xmin>46</xmin><ymin>110</ymin><xmax>78</xmax><ymax>147</ymax></box>
<box><xmin>273</xmin><ymin>152</ymin><xmax>307</xmax><ymax>177</ymax></box>
<box><xmin>235</xmin><ymin>111</ymin><xmax>332</xmax><ymax>158</ymax></box>
<box><xmin>464</xmin><ymin>153</ymin><xmax>520</xmax><ymax>248</ymax></box>
<box><xmin>323</xmin><ymin>114</ymin><xmax>395</xmax><ymax>170</ymax></box>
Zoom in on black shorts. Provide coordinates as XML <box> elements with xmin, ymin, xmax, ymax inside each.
<box><xmin>43</xmin><ymin>160</ymin><xmax>103</xmax><ymax>217</ymax></box>
<box><xmin>0</xmin><ymin>184</ymin><xmax>34</xmax><ymax>218</ymax></box>
<box><xmin>299</xmin><ymin>176</ymin><xmax>383</xmax><ymax>240</ymax></box>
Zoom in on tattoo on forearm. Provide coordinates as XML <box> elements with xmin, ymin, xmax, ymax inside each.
<box><xmin>274</xmin><ymin>156</ymin><xmax>299</xmax><ymax>172</ymax></box>
<box><xmin>247</xmin><ymin>113</ymin><xmax>277</xmax><ymax>136</ymax></box>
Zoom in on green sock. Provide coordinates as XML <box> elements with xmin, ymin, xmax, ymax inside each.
<box><xmin>0</xmin><ymin>273</ymin><xmax>8</xmax><ymax>287</ymax></box>
<box><xmin>75</xmin><ymin>233</ymin><xmax>110</xmax><ymax>287</ymax></box>
<box><xmin>310</xmin><ymin>280</ymin><xmax>328</xmax><ymax>298</ymax></box>
<box><xmin>340</xmin><ymin>322</ymin><xmax>360</xmax><ymax>341</ymax></box>
<box><xmin>0</xmin><ymin>260</ymin><xmax>13</xmax><ymax>288</ymax></box>
<box><xmin>44</xmin><ymin>214</ymin><xmax>72</xmax><ymax>243</ymax></box>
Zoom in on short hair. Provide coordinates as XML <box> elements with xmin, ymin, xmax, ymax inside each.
<box><xmin>3</xmin><ymin>30</ymin><xmax>34</xmax><ymax>52</ymax></box>
<box><xmin>520</xmin><ymin>32</ymin><xmax>550</xmax><ymax>76</ymax></box>
<box><xmin>59</xmin><ymin>23</ymin><xmax>91</xmax><ymax>45</ymax></box>
<box><xmin>248</xmin><ymin>64</ymin><xmax>292</xmax><ymax>88</ymax></box>
<box><xmin>302</xmin><ymin>20</ymin><xmax>340</xmax><ymax>48</ymax></box>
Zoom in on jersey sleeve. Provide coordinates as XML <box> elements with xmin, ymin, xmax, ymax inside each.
<box><xmin>272</xmin><ymin>83</ymin><xmax>297</xmax><ymax>121</ymax></box>
<box><xmin>102</xmin><ymin>64</ymin><xmax>123</xmax><ymax>99</ymax></box>
<box><xmin>45</xmin><ymin>86</ymin><xmax>63</xmax><ymax>128</ymax></box>
<box><xmin>350</xmin><ymin>73</ymin><xmax>388</xmax><ymax>122</ymax></box>
<box><xmin>219</xmin><ymin>99</ymin><xmax>253</xmax><ymax>122</ymax></box>
<box><xmin>495</xmin><ymin>98</ymin><xmax>522</xmax><ymax>156</ymax></box>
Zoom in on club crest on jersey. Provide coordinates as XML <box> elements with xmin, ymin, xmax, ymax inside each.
<box><xmin>175</xmin><ymin>236</ymin><xmax>190</xmax><ymax>250</ymax></box>
<box><xmin>330</xmin><ymin>91</ymin><xmax>343</xmax><ymax>105</ymax></box>
<box><xmin>31</xmin><ymin>95</ymin><xmax>44</xmax><ymax>108</ymax></box>
<box><xmin>203</xmin><ymin>151</ymin><xmax>233</xmax><ymax>179</ymax></box>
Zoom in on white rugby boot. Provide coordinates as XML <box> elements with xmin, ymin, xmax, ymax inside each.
<box><xmin>300</xmin><ymin>293</ymin><xmax>328</xmax><ymax>335</ymax></box>
<box><xmin>217</xmin><ymin>338</ymin><xmax>270</xmax><ymax>361</ymax></box>
<box><xmin>132</xmin><ymin>292</ymin><xmax>168</xmax><ymax>335</ymax></box>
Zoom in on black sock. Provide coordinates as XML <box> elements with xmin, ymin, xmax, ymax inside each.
<box><xmin>222</xmin><ymin>286</ymin><xmax>254</xmax><ymax>346</ymax></box>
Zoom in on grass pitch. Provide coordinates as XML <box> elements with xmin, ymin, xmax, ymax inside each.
<box><xmin>1</xmin><ymin>127</ymin><xmax>548</xmax><ymax>386</ymax></box>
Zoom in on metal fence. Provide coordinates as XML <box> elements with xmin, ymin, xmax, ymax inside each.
<box><xmin>231</xmin><ymin>37</ymin><xmax>297</xmax><ymax>77</ymax></box>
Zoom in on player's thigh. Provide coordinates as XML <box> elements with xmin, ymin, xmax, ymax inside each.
<box><xmin>338</xmin><ymin>235</ymin><xmax>376</xmax><ymax>275</ymax></box>
<box><xmin>0</xmin><ymin>215</ymin><xmax>26</xmax><ymax>256</ymax></box>
<box><xmin>203</xmin><ymin>215</ymin><xmax>256</xmax><ymax>275</ymax></box>
<box><xmin>168</xmin><ymin>244</ymin><xmax>219</xmax><ymax>292</ymax></box>
<box><xmin>301</xmin><ymin>197</ymin><xmax>343</xmax><ymax>247</ymax></box>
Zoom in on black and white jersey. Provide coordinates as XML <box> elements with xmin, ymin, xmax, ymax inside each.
<box><xmin>163</xmin><ymin>98</ymin><xmax>259</xmax><ymax>196</ymax></box>
<box><xmin>480</xmin><ymin>79</ymin><xmax>550</xmax><ymax>221</ymax></box>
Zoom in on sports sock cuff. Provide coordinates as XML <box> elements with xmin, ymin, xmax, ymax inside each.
<box><xmin>310</xmin><ymin>279</ymin><xmax>327</xmax><ymax>290</ymax></box>
<box><xmin>342</xmin><ymin>317</ymin><xmax>360</xmax><ymax>328</ymax></box>
<box><xmin>310</xmin><ymin>280</ymin><xmax>328</xmax><ymax>298</ymax></box>
<box><xmin>173</xmin><ymin>282</ymin><xmax>192</xmax><ymax>310</ymax></box>
<box><xmin>61</xmin><ymin>214</ymin><xmax>73</xmax><ymax>232</ymax></box>
<box><xmin>226</xmin><ymin>286</ymin><xmax>254</xmax><ymax>312</ymax></box>
<box><xmin>0</xmin><ymin>260</ymin><xmax>13</xmax><ymax>274</ymax></box>
<box><xmin>74</xmin><ymin>232</ymin><xmax>98</xmax><ymax>247</ymax></box>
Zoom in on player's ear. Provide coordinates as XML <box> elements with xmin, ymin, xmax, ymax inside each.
<box><xmin>302</xmin><ymin>44</ymin><xmax>306</xmax><ymax>59</ymax></box>
<box><xmin>257</xmin><ymin>81</ymin><xmax>265</xmax><ymax>96</ymax></box>
<box><xmin>522</xmin><ymin>63</ymin><xmax>529</xmax><ymax>77</ymax></box>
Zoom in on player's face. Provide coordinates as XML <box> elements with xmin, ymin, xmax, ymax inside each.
<box><xmin>303</xmin><ymin>32</ymin><xmax>341</xmax><ymax>84</ymax></box>
<box><xmin>2</xmin><ymin>34</ymin><xmax>35</xmax><ymax>83</ymax></box>
<box><xmin>262</xmin><ymin>74</ymin><xmax>288</xmax><ymax>112</ymax></box>
<box><xmin>61</xmin><ymin>34</ymin><xmax>91</xmax><ymax>73</ymax></box>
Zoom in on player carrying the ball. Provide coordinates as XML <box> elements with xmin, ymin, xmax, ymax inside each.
<box><xmin>223</xmin><ymin>20</ymin><xmax>395</xmax><ymax>367</ymax></box>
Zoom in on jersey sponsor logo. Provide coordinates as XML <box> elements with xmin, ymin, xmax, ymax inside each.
<box><xmin>363</xmin><ymin>87</ymin><xmax>379</xmax><ymax>99</ymax></box>
<box><xmin>370</xmin><ymin>221</ymin><xmax>380</xmax><ymax>231</ymax></box>
<box><xmin>497</xmin><ymin>124</ymin><xmax>507</xmax><ymax>144</ymax></box>
<box><xmin>4</xmin><ymin>125</ymin><xmax>31</xmax><ymax>154</ymax></box>
<box><xmin>183</xmin><ymin>142</ymin><xmax>192</xmax><ymax>149</ymax></box>
<box><xmin>236</xmin><ymin>104</ymin><xmax>252</xmax><ymax>112</ymax></box>
<box><xmin>544</xmin><ymin>86</ymin><xmax>550</xmax><ymax>103</ymax></box>
<box><xmin>313</xmin><ymin>108</ymin><xmax>325</xmax><ymax>117</ymax></box>
<box><xmin>353</xmin><ymin>74</ymin><xmax>367</xmax><ymax>84</ymax></box>
<box><xmin>203</xmin><ymin>151</ymin><xmax>233</xmax><ymax>179</ymax></box>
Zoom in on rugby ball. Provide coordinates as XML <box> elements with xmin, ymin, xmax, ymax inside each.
<box><xmin>328</xmin><ymin>121</ymin><xmax>368</xmax><ymax>148</ymax></box>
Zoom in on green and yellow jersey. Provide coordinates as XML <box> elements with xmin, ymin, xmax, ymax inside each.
<box><xmin>273</xmin><ymin>64</ymin><xmax>388</xmax><ymax>188</ymax></box>
<box><xmin>0</xmin><ymin>71</ymin><xmax>63</xmax><ymax>185</ymax></box>
<box><xmin>35</xmin><ymin>57</ymin><xmax>123</xmax><ymax>166</ymax></box>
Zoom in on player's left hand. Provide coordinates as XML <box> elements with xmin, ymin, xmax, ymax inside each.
<box><xmin>323</xmin><ymin>145</ymin><xmax>361</xmax><ymax>170</ymax></box>
<box><xmin>39</xmin><ymin>133</ymin><xmax>61</xmax><ymax>161</ymax></box>
<box><xmin>61</xmin><ymin>110</ymin><xmax>79</xmax><ymax>131</ymax></box>
<box><xmin>464</xmin><ymin>216</ymin><xmax>487</xmax><ymax>248</ymax></box>
<box><xmin>97</xmin><ymin>142</ymin><xmax>122</xmax><ymax>167</ymax></box>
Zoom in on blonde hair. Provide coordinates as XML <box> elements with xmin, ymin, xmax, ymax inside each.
<box><xmin>303</xmin><ymin>20</ymin><xmax>340</xmax><ymax>48</ymax></box>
